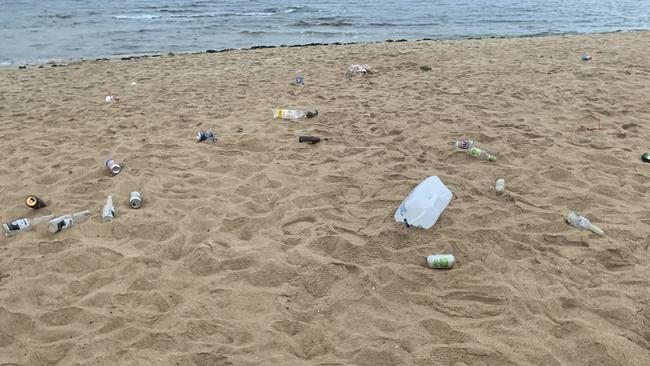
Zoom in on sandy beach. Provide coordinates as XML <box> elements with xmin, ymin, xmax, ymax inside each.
<box><xmin>0</xmin><ymin>31</ymin><xmax>649</xmax><ymax>365</ymax></box>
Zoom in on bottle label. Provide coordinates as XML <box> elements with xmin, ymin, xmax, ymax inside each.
<box><xmin>55</xmin><ymin>218</ymin><xmax>73</xmax><ymax>232</ymax></box>
<box><xmin>275</xmin><ymin>109</ymin><xmax>285</xmax><ymax>119</ymax></box>
<box><xmin>469</xmin><ymin>147</ymin><xmax>481</xmax><ymax>158</ymax></box>
<box><xmin>576</xmin><ymin>216</ymin><xmax>590</xmax><ymax>228</ymax></box>
<box><xmin>11</xmin><ymin>219</ymin><xmax>29</xmax><ymax>231</ymax></box>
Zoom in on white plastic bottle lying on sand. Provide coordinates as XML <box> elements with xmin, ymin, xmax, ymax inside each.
<box><xmin>565</xmin><ymin>211</ymin><xmax>604</xmax><ymax>235</ymax></box>
<box><xmin>272</xmin><ymin>108</ymin><xmax>318</xmax><ymax>120</ymax></box>
<box><xmin>394</xmin><ymin>176</ymin><xmax>453</xmax><ymax>229</ymax></box>
<box><xmin>3</xmin><ymin>214</ymin><xmax>55</xmax><ymax>237</ymax></box>
<box><xmin>48</xmin><ymin>210</ymin><xmax>91</xmax><ymax>234</ymax></box>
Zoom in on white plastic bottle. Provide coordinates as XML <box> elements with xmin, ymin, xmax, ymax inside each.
<box><xmin>566</xmin><ymin>212</ymin><xmax>604</xmax><ymax>235</ymax></box>
<box><xmin>102</xmin><ymin>195</ymin><xmax>115</xmax><ymax>222</ymax></box>
<box><xmin>3</xmin><ymin>214</ymin><xmax>55</xmax><ymax>236</ymax></box>
<box><xmin>272</xmin><ymin>108</ymin><xmax>318</xmax><ymax>120</ymax></box>
<box><xmin>48</xmin><ymin>210</ymin><xmax>91</xmax><ymax>234</ymax></box>
<box><xmin>394</xmin><ymin>176</ymin><xmax>453</xmax><ymax>229</ymax></box>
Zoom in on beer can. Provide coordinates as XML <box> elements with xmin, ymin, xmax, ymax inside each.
<box><xmin>129</xmin><ymin>191</ymin><xmax>142</xmax><ymax>209</ymax></box>
<box><xmin>495</xmin><ymin>179</ymin><xmax>505</xmax><ymax>195</ymax></box>
<box><xmin>105</xmin><ymin>159</ymin><xmax>121</xmax><ymax>175</ymax></box>
<box><xmin>25</xmin><ymin>195</ymin><xmax>47</xmax><ymax>209</ymax></box>
<box><xmin>298</xmin><ymin>136</ymin><xmax>321</xmax><ymax>144</ymax></box>
<box><xmin>426</xmin><ymin>254</ymin><xmax>455</xmax><ymax>269</ymax></box>
<box><xmin>196</xmin><ymin>130</ymin><xmax>215</xmax><ymax>142</ymax></box>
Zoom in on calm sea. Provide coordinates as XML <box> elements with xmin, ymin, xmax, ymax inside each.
<box><xmin>1</xmin><ymin>0</ymin><xmax>649</xmax><ymax>65</ymax></box>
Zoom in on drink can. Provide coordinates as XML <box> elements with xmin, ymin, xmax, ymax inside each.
<box><xmin>129</xmin><ymin>191</ymin><xmax>142</xmax><ymax>209</ymax></box>
<box><xmin>426</xmin><ymin>254</ymin><xmax>455</xmax><ymax>269</ymax></box>
<box><xmin>495</xmin><ymin>179</ymin><xmax>505</xmax><ymax>195</ymax></box>
<box><xmin>641</xmin><ymin>152</ymin><xmax>650</xmax><ymax>163</ymax></box>
<box><xmin>25</xmin><ymin>195</ymin><xmax>47</xmax><ymax>209</ymax></box>
<box><xmin>196</xmin><ymin>130</ymin><xmax>215</xmax><ymax>142</ymax></box>
<box><xmin>298</xmin><ymin>136</ymin><xmax>321</xmax><ymax>144</ymax></box>
<box><xmin>105</xmin><ymin>159</ymin><xmax>121</xmax><ymax>175</ymax></box>
<box><xmin>295</xmin><ymin>76</ymin><xmax>304</xmax><ymax>85</ymax></box>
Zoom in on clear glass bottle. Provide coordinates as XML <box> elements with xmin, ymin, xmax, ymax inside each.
<box><xmin>3</xmin><ymin>214</ymin><xmax>55</xmax><ymax>236</ymax></box>
<box><xmin>48</xmin><ymin>210</ymin><xmax>91</xmax><ymax>234</ymax></box>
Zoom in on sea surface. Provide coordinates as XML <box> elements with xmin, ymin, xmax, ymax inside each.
<box><xmin>1</xmin><ymin>0</ymin><xmax>650</xmax><ymax>65</ymax></box>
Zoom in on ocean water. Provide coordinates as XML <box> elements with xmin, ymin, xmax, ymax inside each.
<box><xmin>1</xmin><ymin>0</ymin><xmax>649</xmax><ymax>65</ymax></box>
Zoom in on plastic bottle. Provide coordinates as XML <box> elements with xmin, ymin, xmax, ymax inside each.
<box><xmin>453</xmin><ymin>139</ymin><xmax>474</xmax><ymax>152</ymax></box>
<box><xmin>394</xmin><ymin>176</ymin><xmax>453</xmax><ymax>229</ymax></box>
<box><xmin>48</xmin><ymin>210</ymin><xmax>91</xmax><ymax>234</ymax></box>
<box><xmin>3</xmin><ymin>214</ymin><xmax>55</xmax><ymax>237</ymax></box>
<box><xmin>467</xmin><ymin>147</ymin><xmax>496</xmax><ymax>162</ymax></box>
<box><xmin>565</xmin><ymin>211</ymin><xmax>604</xmax><ymax>235</ymax></box>
<box><xmin>102</xmin><ymin>195</ymin><xmax>115</xmax><ymax>222</ymax></box>
<box><xmin>272</xmin><ymin>108</ymin><xmax>318</xmax><ymax>120</ymax></box>
<box><xmin>495</xmin><ymin>179</ymin><xmax>505</xmax><ymax>195</ymax></box>
<box><xmin>426</xmin><ymin>254</ymin><xmax>455</xmax><ymax>269</ymax></box>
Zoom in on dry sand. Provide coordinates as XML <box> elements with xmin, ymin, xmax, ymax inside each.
<box><xmin>0</xmin><ymin>31</ymin><xmax>649</xmax><ymax>365</ymax></box>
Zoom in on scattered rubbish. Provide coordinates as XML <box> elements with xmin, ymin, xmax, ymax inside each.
<box><xmin>345</xmin><ymin>64</ymin><xmax>376</xmax><ymax>78</ymax></box>
<box><xmin>105</xmin><ymin>95</ymin><xmax>120</xmax><ymax>103</ymax></box>
<box><xmin>395</xmin><ymin>176</ymin><xmax>453</xmax><ymax>229</ymax></box>
<box><xmin>236</xmin><ymin>127</ymin><xmax>243</xmax><ymax>133</ymax></box>
<box><xmin>25</xmin><ymin>195</ymin><xmax>47</xmax><ymax>209</ymax></box>
<box><xmin>581</xmin><ymin>53</ymin><xmax>592</xmax><ymax>61</ymax></box>
<box><xmin>467</xmin><ymin>147</ymin><xmax>497</xmax><ymax>162</ymax></box>
<box><xmin>420</xmin><ymin>65</ymin><xmax>432</xmax><ymax>71</ymax></box>
<box><xmin>130</xmin><ymin>82</ymin><xmax>137</xmax><ymax>85</ymax></box>
<box><xmin>295</xmin><ymin>75</ymin><xmax>304</xmax><ymax>85</ymax></box>
<box><xmin>196</xmin><ymin>130</ymin><xmax>216</xmax><ymax>142</ymax></box>
<box><xmin>3</xmin><ymin>214</ymin><xmax>55</xmax><ymax>237</ymax></box>
<box><xmin>129</xmin><ymin>191</ymin><xmax>142</xmax><ymax>209</ymax></box>
<box><xmin>48</xmin><ymin>210</ymin><xmax>91</xmax><ymax>234</ymax></box>
<box><xmin>105</xmin><ymin>159</ymin><xmax>121</xmax><ymax>175</ymax></box>
<box><xmin>453</xmin><ymin>139</ymin><xmax>475</xmax><ymax>151</ymax></box>
<box><xmin>102</xmin><ymin>195</ymin><xmax>115</xmax><ymax>222</ymax></box>
<box><xmin>272</xmin><ymin>108</ymin><xmax>318</xmax><ymax>120</ymax></box>
<box><xmin>426</xmin><ymin>254</ymin><xmax>455</xmax><ymax>269</ymax></box>
<box><xmin>495</xmin><ymin>179</ymin><xmax>505</xmax><ymax>195</ymax></box>
<box><xmin>565</xmin><ymin>211</ymin><xmax>604</xmax><ymax>235</ymax></box>
<box><xmin>641</xmin><ymin>152</ymin><xmax>650</xmax><ymax>163</ymax></box>
<box><xmin>298</xmin><ymin>136</ymin><xmax>321</xmax><ymax>144</ymax></box>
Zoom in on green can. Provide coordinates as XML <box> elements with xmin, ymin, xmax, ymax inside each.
<box><xmin>426</xmin><ymin>254</ymin><xmax>455</xmax><ymax>269</ymax></box>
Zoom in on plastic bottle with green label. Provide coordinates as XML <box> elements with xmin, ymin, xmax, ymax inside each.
<box><xmin>467</xmin><ymin>147</ymin><xmax>496</xmax><ymax>162</ymax></box>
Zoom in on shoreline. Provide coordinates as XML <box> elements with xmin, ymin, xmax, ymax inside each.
<box><xmin>3</xmin><ymin>28</ymin><xmax>647</xmax><ymax>70</ymax></box>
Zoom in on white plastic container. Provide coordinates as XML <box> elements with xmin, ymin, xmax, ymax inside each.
<box><xmin>394</xmin><ymin>176</ymin><xmax>453</xmax><ymax>229</ymax></box>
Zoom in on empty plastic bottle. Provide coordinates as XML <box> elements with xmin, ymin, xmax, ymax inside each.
<box><xmin>3</xmin><ymin>214</ymin><xmax>55</xmax><ymax>237</ymax></box>
<box><xmin>467</xmin><ymin>147</ymin><xmax>497</xmax><ymax>162</ymax></box>
<box><xmin>102</xmin><ymin>195</ymin><xmax>115</xmax><ymax>222</ymax></box>
<box><xmin>565</xmin><ymin>211</ymin><xmax>604</xmax><ymax>235</ymax></box>
<box><xmin>453</xmin><ymin>139</ymin><xmax>475</xmax><ymax>151</ymax></box>
<box><xmin>48</xmin><ymin>210</ymin><xmax>91</xmax><ymax>234</ymax></box>
<box><xmin>272</xmin><ymin>108</ymin><xmax>318</xmax><ymax>120</ymax></box>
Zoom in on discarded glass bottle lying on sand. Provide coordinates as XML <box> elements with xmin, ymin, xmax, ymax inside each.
<box><xmin>467</xmin><ymin>147</ymin><xmax>497</xmax><ymax>162</ymax></box>
<box><xmin>298</xmin><ymin>136</ymin><xmax>321</xmax><ymax>144</ymax></box>
<box><xmin>102</xmin><ymin>195</ymin><xmax>115</xmax><ymax>222</ymax></box>
<box><xmin>272</xmin><ymin>108</ymin><xmax>318</xmax><ymax>120</ymax></box>
<box><xmin>3</xmin><ymin>214</ymin><xmax>55</xmax><ymax>237</ymax></box>
<box><xmin>565</xmin><ymin>211</ymin><xmax>604</xmax><ymax>235</ymax></box>
<box><xmin>48</xmin><ymin>210</ymin><xmax>91</xmax><ymax>234</ymax></box>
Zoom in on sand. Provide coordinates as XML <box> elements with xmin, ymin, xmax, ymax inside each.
<box><xmin>0</xmin><ymin>31</ymin><xmax>649</xmax><ymax>365</ymax></box>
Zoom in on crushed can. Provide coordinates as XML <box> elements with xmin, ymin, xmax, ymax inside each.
<box><xmin>129</xmin><ymin>191</ymin><xmax>142</xmax><ymax>209</ymax></box>
<box><xmin>105</xmin><ymin>159</ymin><xmax>121</xmax><ymax>175</ymax></box>
<box><xmin>25</xmin><ymin>195</ymin><xmax>47</xmax><ymax>209</ymax></box>
<box><xmin>105</xmin><ymin>95</ymin><xmax>120</xmax><ymax>103</ymax></box>
<box><xmin>196</xmin><ymin>130</ymin><xmax>216</xmax><ymax>142</ymax></box>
